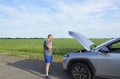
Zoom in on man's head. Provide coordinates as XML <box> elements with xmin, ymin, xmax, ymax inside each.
<box><xmin>48</xmin><ymin>34</ymin><xmax>53</xmax><ymax>41</ymax></box>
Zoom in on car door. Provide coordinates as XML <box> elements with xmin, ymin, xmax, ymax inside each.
<box><xmin>95</xmin><ymin>41</ymin><xmax>120</xmax><ymax>78</ymax></box>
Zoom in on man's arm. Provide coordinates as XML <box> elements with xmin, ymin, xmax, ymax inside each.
<box><xmin>47</xmin><ymin>42</ymin><xmax>52</xmax><ymax>49</ymax></box>
<box><xmin>47</xmin><ymin>45</ymin><xmax>51</xmax><ymax>49</ymax></box>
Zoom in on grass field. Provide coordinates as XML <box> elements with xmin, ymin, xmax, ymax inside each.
<box><xmin>0</xmin><ymin>38</ymin><xmax>109</xmax><ymax>62</ymax></box>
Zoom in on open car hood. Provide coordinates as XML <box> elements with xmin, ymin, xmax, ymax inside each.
<box><xmin>69</xmin><ymin>31</ymin><xmax>94</xmax><ymax>51</ymax></box>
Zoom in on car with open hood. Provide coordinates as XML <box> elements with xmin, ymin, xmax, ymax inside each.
<box><xmin>63</xmin><ymin>31</ymin><xmax>120</xmax><ymax>79</ymax></box>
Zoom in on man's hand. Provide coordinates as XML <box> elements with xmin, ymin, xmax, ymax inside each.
<box><xmin>47</xmin><ymin>42</ymin><xmax>52</xmax><ymax>49</ymax></box>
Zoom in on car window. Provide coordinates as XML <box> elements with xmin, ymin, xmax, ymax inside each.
<box><xmin>108</xmin><ymin>41</ymin><xmax>120</xmax><ymax>53</ymax></box>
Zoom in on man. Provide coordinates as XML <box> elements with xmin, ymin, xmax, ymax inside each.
<box><xmin>44</xmin><ymin>34</ymin><xmax>53</xmax><ymax>79</ymax></box>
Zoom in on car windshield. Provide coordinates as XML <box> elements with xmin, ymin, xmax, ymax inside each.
<box><xmin>92</xmin><ymin>38</ymin><xmax>119</xmax><ymax>51</ymax></box>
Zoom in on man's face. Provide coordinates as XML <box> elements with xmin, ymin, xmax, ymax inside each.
<box><xmin>49</xmin><ymin>36</ymin><xmax>53</xmax><ymax>41</ymax></box>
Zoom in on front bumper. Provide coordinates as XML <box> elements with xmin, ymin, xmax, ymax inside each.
<box><xmin>63</xmin><ymin>56</ymin><xmax>69</xmax><ymax>71</ymax></box>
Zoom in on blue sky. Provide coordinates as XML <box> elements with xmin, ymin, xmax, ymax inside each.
<box><xmin>0</xmin><ymin>0</ymin><xmax>120</xmax><ymax>38</ymax></box>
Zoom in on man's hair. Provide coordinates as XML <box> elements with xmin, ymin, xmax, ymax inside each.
<box><xmin>48</xmin><ymin>34</ymin><xmax>52</xmax><ymax>38</ymax></box>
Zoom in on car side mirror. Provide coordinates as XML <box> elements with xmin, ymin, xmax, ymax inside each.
<box><xmin>100</xmin><ymin>47</ymin><xmax>109</xmax><ymax>53</ymax></box>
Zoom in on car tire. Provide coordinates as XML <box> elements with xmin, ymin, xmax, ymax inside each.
<box><xmin>70</xmin><ymin>62</ymin><xmax>92</xmax><ymax>79</ymax></box>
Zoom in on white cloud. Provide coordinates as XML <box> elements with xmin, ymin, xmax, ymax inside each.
<box><xmin>0</xmin><ymin>0</ymin><xmax>120</xmax><ymax>38</ymax></box>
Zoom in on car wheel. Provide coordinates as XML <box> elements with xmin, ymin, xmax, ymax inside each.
<box><xmin>70</xmin><ymin>62</ymin><xmax>92</xmax><ymax>79</ymax></box>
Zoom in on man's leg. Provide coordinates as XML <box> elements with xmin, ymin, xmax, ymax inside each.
<box><xmin>45</xmin><ymin>63</ymin><xmax>50</xmax><ymax>76</ymax></box>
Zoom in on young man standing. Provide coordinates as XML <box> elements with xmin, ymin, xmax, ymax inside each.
<box><xmin>44</xmin><ymin>34</ymin><xmax>53</xmax><ymax>79</ymax></box>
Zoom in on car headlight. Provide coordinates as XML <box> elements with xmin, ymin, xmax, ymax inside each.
<box><xmin>64</xmin><ymin>54</ymin><xmax>69</xmax><ymax>57</ymax></box>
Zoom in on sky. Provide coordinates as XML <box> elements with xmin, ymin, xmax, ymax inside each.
<box><xmin>0</xmin><ymin>0</ymin><xmax>120</xmax><ymax>38</ymax></box>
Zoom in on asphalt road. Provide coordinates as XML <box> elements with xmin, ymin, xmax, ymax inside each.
<box><xmin>0</xmin><ymin>55</ymin><xmax>109</xmax><ymax>79</ymax></box>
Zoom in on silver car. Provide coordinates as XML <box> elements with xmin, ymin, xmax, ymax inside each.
<box><xmin>63</xmin><ymin>31</ymin><xmax>120</xmax><ymax>79</ymax></box>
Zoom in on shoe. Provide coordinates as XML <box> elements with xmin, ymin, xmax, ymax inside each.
<box><xmin>48</xmin><ymin>72</ymin><xmax>52</xmax><ymax>74</ymax></box>
<box><xmin>45</xmin><ymin>72</ymin><xmax>52</xmax><ymax>74</ymax></box>
<box><xmin>45</xmin><ymin>76</ymin><xmax>51</xmax><ymax>79</ymax></box>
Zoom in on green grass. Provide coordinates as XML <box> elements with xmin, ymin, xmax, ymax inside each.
<box><xmin>0</xmin><ymin>38</ymin><xmax>109</xmax><ymax>62</ymax></box>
